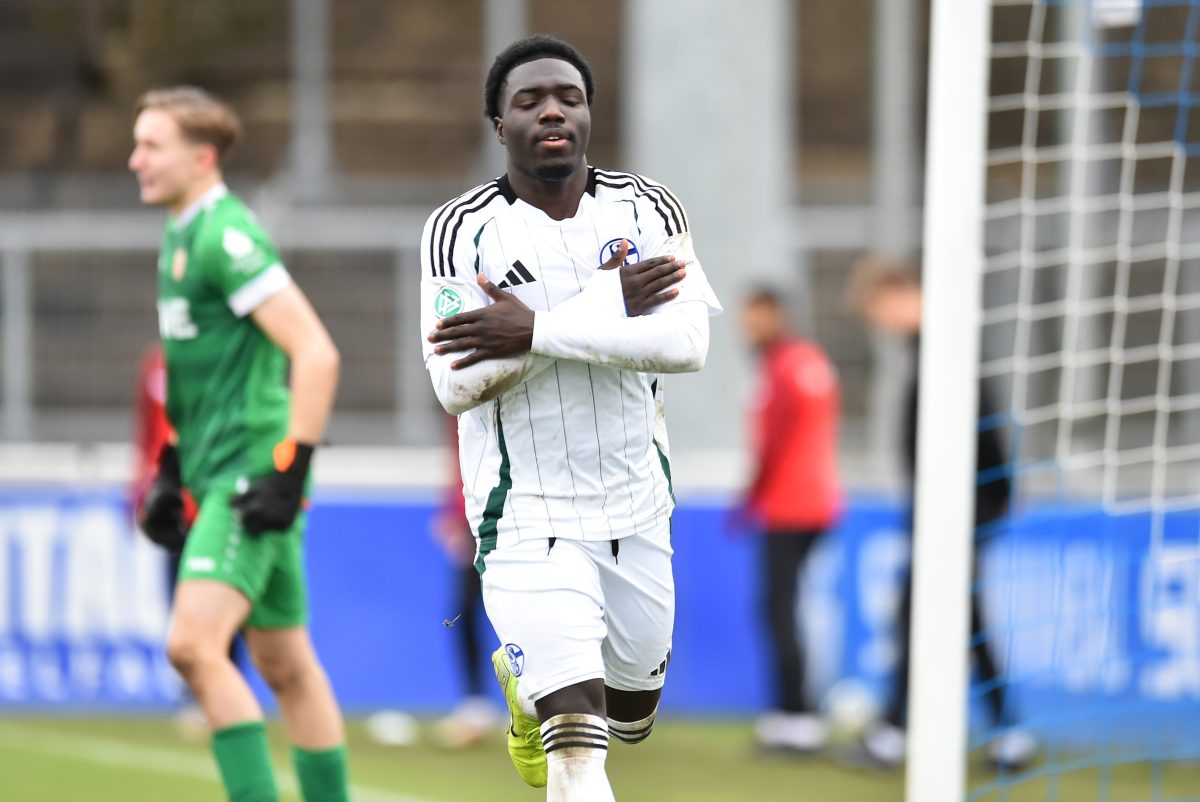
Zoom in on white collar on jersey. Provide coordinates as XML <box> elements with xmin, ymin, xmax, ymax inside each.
<box><xmin>173</xmin><ymin>182</ymin><xmax>229</xmax><ymax>229</ymax></box>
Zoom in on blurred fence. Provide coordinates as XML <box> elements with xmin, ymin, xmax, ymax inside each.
<box><xmin>0</xmin><ymin>206</ymin><xmax>441</xmax><ymax>445</ymax></box>
<box><xmin>5</xmin><ymin>199</ymin><xmax>1194</xmax><ymax>492</ymax></box>
<box><xmin>0</xmin><ymin>204</ymin><xmax>888</xmax><ymax>457</ymax></box>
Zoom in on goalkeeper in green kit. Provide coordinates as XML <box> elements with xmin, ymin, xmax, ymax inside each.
<box><xmin>130</xmin><ymin>86</ymin><xmax>350</xmax><ymax>802</ymax></box>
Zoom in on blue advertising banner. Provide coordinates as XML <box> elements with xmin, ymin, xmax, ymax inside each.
<box><xmin>0</xmin><ymin>487</ymin><xmax>178</xmax><ymax>707</ymax></box>
<box><xmin>0</xmin><ymin>486</ymin><xmax>1196</xmax><ymax>745</ymax></box>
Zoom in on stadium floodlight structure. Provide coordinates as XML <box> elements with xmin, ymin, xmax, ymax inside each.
<box><xmin>913</xmin><ymin>0</ymin><xmax>1200</xmax><ymax>800</ymax></box>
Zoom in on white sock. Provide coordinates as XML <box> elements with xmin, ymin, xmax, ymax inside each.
<box><xmin>516</xmin><ymin>683</ymin><xmax>537</xmax><ymax>720</ymax></box>
<box><xmin>540</xmin><ymin>714</ymin><xmax>614</xmax><ymax>802</ymax></box>
<box><xmin>608</xmin><ymin>705</ymin><xmax>657</xmax><ymax>745</ymax></box>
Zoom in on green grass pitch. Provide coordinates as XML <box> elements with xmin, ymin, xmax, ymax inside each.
<box><xmin>0</xmin><ymin>717</ymin><xmax>1195</xmax><ymax>801</ymax></box>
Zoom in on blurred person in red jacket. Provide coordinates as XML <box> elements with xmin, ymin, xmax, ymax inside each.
<box><xmin>132</xmin><ymin>343</ymin><xmax>198</xmax><ymax>537</ymax></box>
<box><xmin>131</xmin><ymin>343</ymin><xmax>195</xmax><ymax>526</ymax></box>
<box><xmin>737</xmin><ymin>288</ymin><xmax>842</xmax><ymax>753</ymax></box>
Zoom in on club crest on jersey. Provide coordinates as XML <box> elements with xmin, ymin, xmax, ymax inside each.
<box><xmin>171</xmin><ymin>247</ymin><xmax>188</xmax><ymax>280</ymax></box>
<box><xmin>600</xmin><ymin>238</ymin><xmax>639</xmax><ymax>266</ymax></box>
<box><xmin>223</xmin><ymin>227</ymin><xmax>256</xmax><ymax>259</ymax></box>
<box><xmin>433</xmin><ymin>287</ymin><xmax>464</xmax><ymax>319</ymax></box>
<box><xmin>504</xmin><ymin>643</ymin><xmax>525</xmax><ymax>677</ymax></box>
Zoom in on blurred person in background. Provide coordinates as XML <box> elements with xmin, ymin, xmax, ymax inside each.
<box><xmin>132</xmin><ymin>343</ymin><xmax>182</xmax><ymax>520</ymax></box>
<box><xmin>847</xmin><ymin>256</ymin><xmax>1037</xmax><ymax>772</ymax></box>
<box><xmin>131</xmin><ymin>86</ymin><xmax>350</xmax><ymax>802</ymax></box>
<box><xmin>431</xmin><ymin>415</ymin><xmax>501</xmax><ymax>748</ymax></box>
<box><xmin>131</xmin><ymin>342</ymin><xmax>246</xmax><ymax>742</ymax></box>
<box><xmin>422</xmin><ymin>34</ymin><xmax>720</xmax><ymax>802</ymax></box>
<box><xmin>736</xmin><ymin>288</ymin><xmax>842</xmax><ymax>754</ymax></box>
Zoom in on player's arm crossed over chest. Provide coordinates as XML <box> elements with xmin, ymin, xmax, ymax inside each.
<box><xmin>419</xmin><ymin>191</ymin><xmax>554</xmax><ymax>415</ymax></box>
<box><xmin>425</xmin><ymin>212</ymin><xmax>721</xmax><ymax>409</ymax></box>
<box><xmin>527</xmin><ymin>226</ymin><xmax>722</xmax><ymax>372</ymax></box>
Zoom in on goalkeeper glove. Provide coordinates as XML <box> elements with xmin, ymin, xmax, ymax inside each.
<box><xmin>138</xmin><ymin>444</ymin><xmax>188</xmax><ymax>554</ymax></box>
<box><xmin>231</xmin><ymin>438</ymin><xmax>314</xmax><ymax>536</ymax></box>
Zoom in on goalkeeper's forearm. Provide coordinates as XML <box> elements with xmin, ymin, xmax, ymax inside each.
<box><xmin>287</xmin><ymin>340</ymin><xmax>341</xmax><ymax>445</ymax></box>
<box><xmin>530</xmin><ymin>300</ymin><xmax>710</xmax><ymax>374</ymax></box>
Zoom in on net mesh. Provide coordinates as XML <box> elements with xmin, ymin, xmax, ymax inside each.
<box><xmin>970</xmin><ymin>0</ymin><xmax>1200</xmax><ymax>798</ymax></box>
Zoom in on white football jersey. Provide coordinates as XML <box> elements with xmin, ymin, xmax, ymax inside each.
<box><xmin>420</xmin><ymin>167</ymin><xmax>721</xmax><ymax>549</ymax></box>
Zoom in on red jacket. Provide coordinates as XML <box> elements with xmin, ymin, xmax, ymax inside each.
<box><xmin>746</xmin><ymin>339</ymin><xmax>841</xmax><ymax>531</ymax></box>
<box><xmin>131</xmin><ymin>344</ymin><xmax>196</xmax><ymax>523</ymax></box>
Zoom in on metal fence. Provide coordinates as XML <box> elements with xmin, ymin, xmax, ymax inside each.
<box><xmin>0</xmin><ymin>203</ymin><xmax>890</xmax><ymax>457</ymax></box>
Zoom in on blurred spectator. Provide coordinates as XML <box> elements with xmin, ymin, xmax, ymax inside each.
<box><xmin>131</xmin><ymin>342</ymin><xmax>240</xmax><ymax>741</ymax></box>
<box><xmin>737</xmin><ymin>289</ymin><xmax>842</xmax><ymax>753</ymax></box>
<box><xmin>846</xmin><ymin>256</ymin><xmax>1037</xmax><ymax>771</ymax></box>
<box><xmin>432</xmin><ymin>415</ymin><xmax>501</xmax><ymax>748</ymax></box>
<box><xmin>131</xmin><ymin>343</ymin><xmax>191</xmax><ymax>519</ymax></box>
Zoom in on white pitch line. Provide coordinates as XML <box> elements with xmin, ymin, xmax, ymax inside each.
<box><xmin>0</xmin><ymin>722</ymin><xmax>436</xmax><ymax>802</ymax></box>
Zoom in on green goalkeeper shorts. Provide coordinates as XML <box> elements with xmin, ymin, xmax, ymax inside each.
<box><xmin>177</xmin><ymin>477</ymin><xmax>309</xmax><ymax>630</ymax></box>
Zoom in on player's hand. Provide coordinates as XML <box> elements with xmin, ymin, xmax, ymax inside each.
<box><xmin>428</xmin><ymin>274</ymin><xmax>535</xmax><ymax>370</ymax></box>
<box><xmin>599</xmin><ymin>239</ymin><xmax>686</xmax><ymax>317</ymax></box>
<box><xmin>231</xmin><ymin>438</ymin><xmax>314</xmax><ymax>535</ymax></box>
<box><xmin>138</xmin><ymin>444</ymin><xmax>188</xmax><ymax>554</ymax></box>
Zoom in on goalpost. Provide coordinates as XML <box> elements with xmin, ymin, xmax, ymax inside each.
<box><xmin>914</xmin><ymin>1</ymin><xmax>1200</xmax><ymax>800</ymax></box>
<box><xmin>908</xmin><ymin>0</ymin><xmax>990</xmax><ymax>800</ymax></box>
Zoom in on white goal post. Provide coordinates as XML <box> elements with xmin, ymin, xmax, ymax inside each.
<box><xmin>908</xmin><ymin>0</ymin><xmax>991</xmax><ymax>801</ymax></box>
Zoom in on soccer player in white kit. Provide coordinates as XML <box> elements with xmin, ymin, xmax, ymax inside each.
<box><xmin>421</xmin><ymin>35</ymin><xmax>721</xmax><ymax>802</ymax></box>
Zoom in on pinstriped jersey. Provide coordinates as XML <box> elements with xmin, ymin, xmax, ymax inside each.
<box><xmin>420</xmin><ymin>167</ymin><xmax>721</xmax><ymax>547</ymax></box>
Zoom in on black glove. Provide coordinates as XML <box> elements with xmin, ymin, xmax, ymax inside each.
<box><xmin>138</xmin><ymin>444</ymin><xmax>188</xmax><ymax>554</ymax></box>
<box><xmin>231</xmin><ymin>439</ymin><xmax>314</xmax><ymax>535</ymax></box>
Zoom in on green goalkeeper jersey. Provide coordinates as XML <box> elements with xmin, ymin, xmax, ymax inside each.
<box><xmin>156</xmin><ymin>183</ymin><xmax>291</xmax><ymax>499</ymax></box>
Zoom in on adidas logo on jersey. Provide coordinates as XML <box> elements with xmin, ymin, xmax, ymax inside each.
<box><xmin>497</xmin><ymin>260</ymin><xmax>537</xmax><ymax>290</ymax></box>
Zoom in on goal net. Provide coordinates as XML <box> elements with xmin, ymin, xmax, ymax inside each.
<box><xmin>915</xmin><ymin>0</ymin><xmax>1200</xmax><ymax>800</ymax></box>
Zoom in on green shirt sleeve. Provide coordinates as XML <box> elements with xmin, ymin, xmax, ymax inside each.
<box><xmin>196</xmin><ymin>216</ymin><xmax>290</xmax><ymax>318</ymax></box>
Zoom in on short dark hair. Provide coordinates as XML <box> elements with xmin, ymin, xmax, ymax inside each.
<box><xmin>744</xmin><ymin>285</ymin><xmax>786</xmax><ymax>308</ymax></box>
<box><xmin>484</xmin><ymin>34</ymin><xmax>595</xmax><ymax>121</ymax></box>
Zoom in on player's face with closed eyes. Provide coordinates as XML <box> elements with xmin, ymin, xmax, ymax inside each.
<box><xmin>495</xmin><ymin>58</ymin><xmax>590</xmax><ymax>182</ymax></box>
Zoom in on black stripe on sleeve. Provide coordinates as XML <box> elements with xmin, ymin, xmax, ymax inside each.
<box><xmin>635</xmin><ymin>172</ymin><xmax>689</xmax><ymax>231</ymax></box>
<box><xmin>594</xmin><ymin>169</ymin><xmax>687</xmax><ymax>235</ymax></box>
<box><xmin>429</xmin><ymin>181</ymin><xmax>499</xmax><ymax>277</ymax></box>
<box><xmin>594</xmin><ymin>178</ymin><xmax>672</xmax><ymax>235</ymax></box>
<box><xmin>442</xmin><ymin>188</ymin><xmax>502</xmax><ymax>278</ymax></box>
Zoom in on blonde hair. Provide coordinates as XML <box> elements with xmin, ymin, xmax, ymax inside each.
<box><xmin>134</xmin><ymin>86</ymin><xmax>242</xmax><ymax>159</ymax></box>
<box><xmin>844</xmin><ymin>254</ymin><xmax>920</xmax><ymax>317</ymax></box>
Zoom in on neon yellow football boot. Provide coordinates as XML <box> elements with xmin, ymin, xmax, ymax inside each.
<box><xmin>491</xmin><ymin>646</ymin><xmax>547</xmax><ymax>788</ymax></box>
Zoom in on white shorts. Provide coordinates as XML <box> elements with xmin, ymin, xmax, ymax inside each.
<box><xmin>479</xmin><ymin>520</ymin><xmax>675</xmax><ymax>702</ymax></box>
